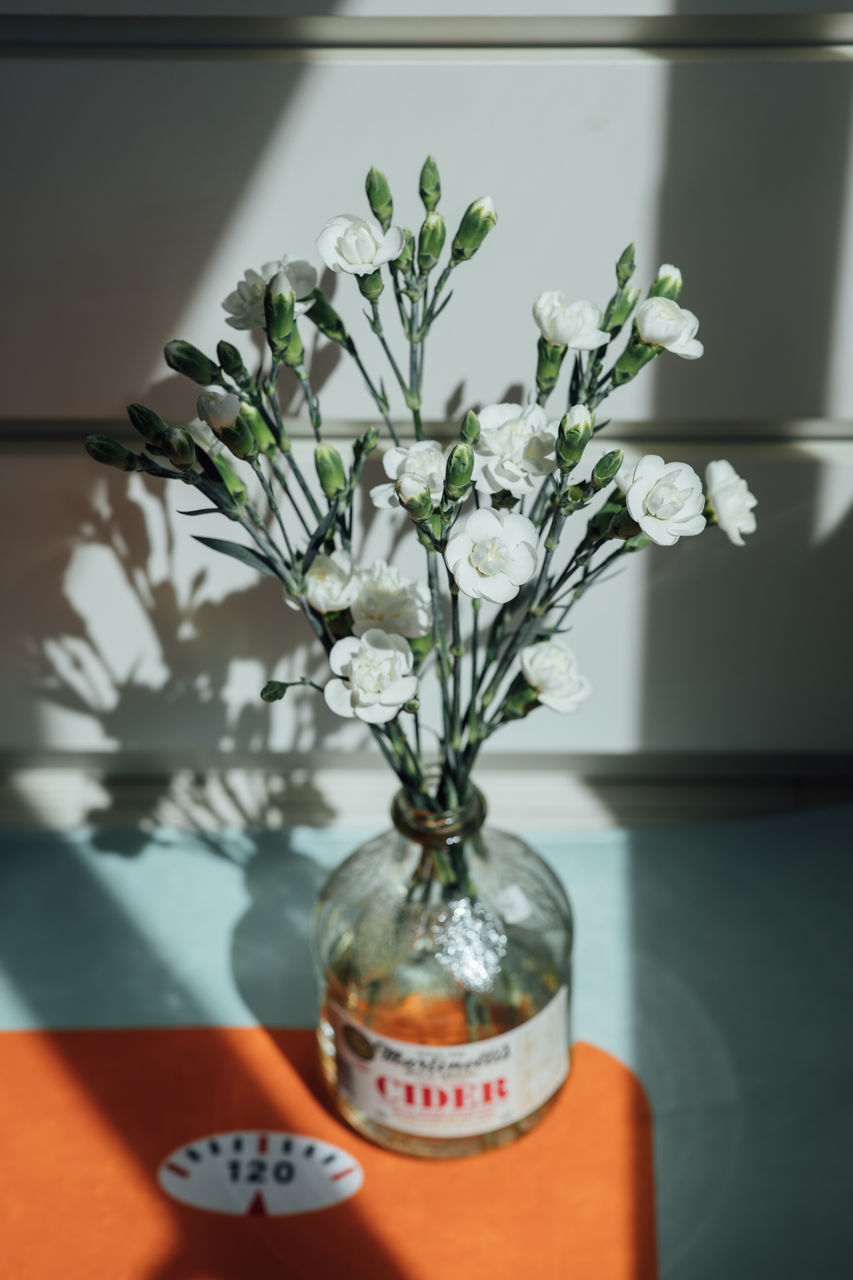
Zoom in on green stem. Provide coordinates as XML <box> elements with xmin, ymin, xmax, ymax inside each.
<box><xmin>427</xmin><ymin>550</ymin><xmax>459</xmax><ymax>798</ymax></box>
<box><xmin>252</xmin><ymin>460</ymin><xmax>296</xmax><ymax>565</ymax></box>
<box><xmin>293</xmin><ymin>365</ymin><xmax>323</xmax><ymax>441</ymax></box>
<box><xmin>370</xmin><ymin>301</ymin><xmax>411</xmax><ymax>406</ymax></box>
<box><xmin>270</xmin><ymin>459</ymin><xmax>313</xmax><ymax>538</ymax></box>
<box><xmin>450</xmin><ymin>583</ymin><xmax>463</xmax><ymax>754</ymax></box>
<box><xmin>344</xmin><ymin>334</ymin><xmax>399</xmax><ymax>445</ymax></box>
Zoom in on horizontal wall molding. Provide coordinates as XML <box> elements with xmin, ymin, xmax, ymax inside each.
<box><xmin>3</xmin><ymin>748</ymin><xmax>851</xmax><ymax>780</ymax></box>
<box><xmin>4</xmin><ymin>752</ymin><xmax>851</xmax><ymax>831</ymax></box>
<box><xmin>6</xmin><ymin>417</ymin><xmax>853</xmax><ymax>448</ymax></box>
<box><xmin>3</xmin><ymin>14</ymin><xmax>853</xmax><ymax>62</ymax></box>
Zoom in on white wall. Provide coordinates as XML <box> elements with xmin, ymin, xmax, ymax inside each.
<box><xmin>2</xmin><ymin>8</ymin><xmax>852</xmax><ymax>768</ymax></box>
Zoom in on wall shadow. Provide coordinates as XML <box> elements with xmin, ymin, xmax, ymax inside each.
<box><xmin>631</xmin><ymin>40</ymin><xmax>853</xmax><ymax>1274</ymax></box>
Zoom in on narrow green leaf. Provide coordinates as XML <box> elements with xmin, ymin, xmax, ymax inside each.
<box><xmin>192</xmin><ymin>535</ymin><xmax>280</xmax><ymax>580</ymax></box>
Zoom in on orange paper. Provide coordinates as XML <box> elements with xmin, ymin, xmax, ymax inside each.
<box><xmin>0</xmin><ymin>1027</ymin><xmax>657</xmax><ymax>1279</ymax></box>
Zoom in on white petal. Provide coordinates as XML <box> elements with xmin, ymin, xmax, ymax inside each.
<box><xmin>361</xmin><ymin>629</ymin><xmax>412</xmax><ymax>662</ymax></box>
<box><xmin>673</xmin><ymin>514</ymin><xmax>707</xmax><ymax>537</ymax></box>
<box><xmin>639</xmin><ymin>517</ymin><xmax>678</xmax><ymax>547</ymax></box>
<box><xmin>324</xmin><ymin>678</ymin><xmax>356</xmax><ymax>718</ymax></box>
<box><xmin>499</xmin><ymin>511</ymin><xmax>538</xmax><ymax>546</ymax></box>
<box><xmin>506</xmin><ymin>542</ymin><xmax>538</xmax><ymax>584</ymax></box>
<box><xmin>328</xmin><ymin>636</ymin><xmax>361</xmax><ymax>676</ymax></box>
<box><xmin>383</xmin><ymin>226</ymin><xmax>406</xmax><ymax>259</ymax></box>
<box><xmin>381</xmin><ymin>675</ymin><xmax>419</xmax><ymax>706</ymax></box>
<box><xmin>445</xmin><ymin>533</ymin><xmax>473</xmax><ymax>571</ymax></box>
<box><xmin>478</xmin><ymin>573</ymin><xmax>519</xmax><ymax>604</ymax></box>
<box><xmin>465</xmin><ymin>507</ymin><xmax>503</xmax><ymax>540</ymax></box>
<box><xmin>355</xmin><ymin>702</ymin><xmax>399</xmax><ymax>724</ymax></box>
<box><xmin>453</xmin><ymin>560</ymin><xmax>485</xmax><ymax>599</ymax></box>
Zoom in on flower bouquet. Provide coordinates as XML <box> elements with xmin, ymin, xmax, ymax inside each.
<box><xmin>86</xmin><ymin>159</ymin><xmax>757</xmax><ymax>1156</ymax></box>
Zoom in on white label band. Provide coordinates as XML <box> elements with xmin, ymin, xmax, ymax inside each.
<box><xmin>330</xmin><ymin>986</ymin><xmax>569</xmax><ymax>1139</ymax></box>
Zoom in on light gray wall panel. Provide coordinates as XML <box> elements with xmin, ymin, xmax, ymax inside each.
<box><xmin>4</xmin><ymin>56</ymin><xmax>853</xmax><ymax>428</ymax></box>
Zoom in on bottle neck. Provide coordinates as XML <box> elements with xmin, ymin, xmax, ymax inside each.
<box><xmin>391</xmin><ymin>786</ymin><xmax>486</xmax><ymax>850</ymax></box>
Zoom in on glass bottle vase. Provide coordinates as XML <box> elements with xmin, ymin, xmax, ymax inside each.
<box><xmin>310</xmin><ymin>784</ymin><xmax>573</xmax><ymax>1158</ymax></box>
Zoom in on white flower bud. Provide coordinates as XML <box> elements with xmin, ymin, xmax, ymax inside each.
<box><xmin>197</xmin><ymin>390</ymin><xmax>241</xmax><ymax>433</ymax></box>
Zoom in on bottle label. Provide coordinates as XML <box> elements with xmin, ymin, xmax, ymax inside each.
<box><xmin>328</xmin><ymin>986</ymin><xmax>569</xmax><ymax>1139</ymax></box>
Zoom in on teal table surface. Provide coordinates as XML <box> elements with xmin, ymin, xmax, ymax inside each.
<box><xmin>2</xmin><ymin>802</ymin><xmax>851</xmax><ymax>1277</ymax></box>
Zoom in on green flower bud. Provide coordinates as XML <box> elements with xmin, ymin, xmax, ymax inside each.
<box><xmin>451</xmin><ymin>197</ymin><xmax>497</xmax><ymax>264</ymax></box>
<box><xmin>281</xmin><ymin>323</ymin><xmax>304</xmax><ymax>370</ymax></box>
<box><xmin>592</xmin><ymin>449</ymin><xmax>624</xmax><ymax>491</ymax></box>
<box><xmin>260</xmin><ymin>680</ymin><xmax>289</xmax><ymax>703</ymax></box>
<box><xmin>305</xmin><ymin>290</ymin><xmax>348</xmax><ymax>345</ymax></box>
<box><xmin>616</xmin><ymin>243</ymin><xmax>636</xmax><ymax>289</ymax></box>
<box><xmin>502</xmin><ymin>672</ymin><xmax>540</xmax><ymax>721</ymax></box>
<box><xmin>419</xmin><ymin>155</ymin><xmax>441</xmax><ymax>213</ymax></box>
<box><xmin>164</xmin><ymin>340</ymin><xmax>220</xmax><ymax>387</ymax></box>
<box><xmin>460</xmin><ymin>409</ymin><xmax>480</xmax><ymax>446</ymax></box>
<box><xmin>212</xmin><ymin>454</ymin><xmax>247</xmax><ymax>504</ymax></box>
<box><xmin>85</xmin><ymin>434</ymin><xmax>142</xmax><ymax>472</ymax></box>
<box><xmin>611</xmin><ymin>337</ymin><xmax>661</xmax><ymax>386</ymax></box>
<box><xmin>353</xmin><ymin>425</ymin><xmax>380</xmax><ymax>467</ymax></box>
<box><xmin>126</xmin><ymin>402</ymin><xmax>169</xmax><ymax>448</ymax></box>
<box><xmin>161</xmin><ymin>426</ymin><xmax>197</xmax><ymax>470</ymax></box>
<box><xmin>357</xmin><ymin>268</ymin><xmax>384</xmax><ymax>302</ymax></box>
<box><xmin>392</xmin><ymin>228</ymin><xmax>415</xmax><ymax>274</ymax></box>
<box><xmin>585</xmin><ymin>492</ymin><xmax>626</xmax><ymax>538</ymax></box>
<box><xmin>444</xmin><ymin>442</ymin><xmax>474</xmax><ymax>501</ymax></box>
<box><xmin>535</xmin><ymin>337</ymin><xmax>567</xmax><ymax>398</ymax></box>
<box><xmin>603</xmin><ymin>286</ymin><xmax>641</xmax><ymax>334</ymax></box>
<box><xmin>219</xmin><ymin>414</ymin><xmax>259</xmax><ymax>463</ymax></box>
<box><xmin>314</xmin><ymin>444</ymin><xmax>347</xmax><ymax>500</ymax></box>
<box><xmin>648</xmin><ymin>263</ymin><xmax>683</xmax><ymax>301</ymax></box>
<box><xmin>216</xmin><ymin>340</ymin><xmax>251</xmax><ymax>387</ymax></box>
<box><xmin>239</xmin><ymin>402</ymin><xmax>278</xmax><ymax>455</ymax></box>
<box><xmin>610</xmin><ymin>507</ymin><xmax>643</xmax><ymax>541</ymax></box>
<box><xmin>407</xmin><ymin>633</ymin><xmax>433</xmax><ymax>668</ymax></box>
<box><xmin>264</xmin><ymin>271</ymin><xmax>295</xmax><ymax>354</ymax></box>
<box><xmin>556</xmin><ymin>407</ymin><xmax>593</xmax><ymax>471</ymax></box>
<box><xmin>396</xmin><ymin>475</ymin><xmax>433</xmax><ymax>521</ymax></box>
<box><xmin>365</xmin><ymin>166</ymin><xmax>394</xmax><ymax>231</ymax></box>
<box><xmin>417</xmin><ymin>211</ymin><xmax>446</xmax><ymax>274</ymax></box>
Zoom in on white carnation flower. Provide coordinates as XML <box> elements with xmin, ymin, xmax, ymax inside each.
<box><xmin>625</xmin><ymin>455</ymin><xmax>706</xmax><ymax>547</ymax></box>
<box><xmin>222</xmin><ymin>256</ymin><xmax>317</xmax><ymax>331</ymax></box>
<box><xmin>304</xmin><ymin>550</ymin><xmax>360</xmax><ymax>613</ymax></box>
<box><xmin>352</xmin><ymin>560</ymin><xmax>432</xmax><ymax>638</ymax></box>
<box><xmin>520</xmin><ymin>640</ymin><xmax>592</xmax><ymax>714</ymax></box>
<box><xmin>370</xmin><ymin>439</ymin><xmax>449</xmax><ymax>510</ymax></box>
<box><xmin>316</xmin><ymin>213</ymin><xmax>405</xmax><ymax>277</ymax></box>
<box><xmin>324</xmin><ymin>629</ymin><xmax>419</xmax><ymax>724</ymax></box>
<box><xmin>445</xmin><ymin>508</ymin><xmax>539</xmax><ymax>604</ymax></box>
<box><xmin>635</xmin><ymin>296</ymin><xmax>703</xmax><ymax>359</ymax></box>
<box><xmin>533</xmin><ymin>292</ymin><xmax>610</xmax><ymax>351</ymax></box>
<box><xmin>705</xmin><ymin>459</ymin><xmax>757</xmax><ymax>547</ymax></box>
<box><xmin>472</xmin><ymin>403</ymin><xmax>558</xmax><ymax>497</ymax></box>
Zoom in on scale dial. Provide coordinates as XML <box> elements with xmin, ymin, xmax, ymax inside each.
<box><xmin>157</xmin><ymin>1130</ymin><xmax>364</xmax><ymax>1216</ymax></box>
